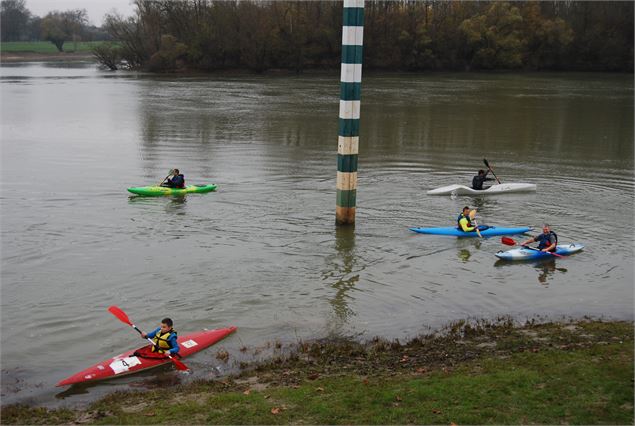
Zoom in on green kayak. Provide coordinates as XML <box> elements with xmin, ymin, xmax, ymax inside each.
<box><xmin>127</xmin><ymin>184</ymin><xmax>218</xmax><ymax>197</ymax></box>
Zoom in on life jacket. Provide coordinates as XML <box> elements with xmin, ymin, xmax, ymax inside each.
<box><xmin>537</xmin><ymin>231</ymin><xmax>558</xmax><ymax>250</ymax></box>
<box><xmin>457</xmin><ymin>213</ymin><xmax>473</xmax><ymax>231</ymax></box>
<box><xmin>151</xmin><ymin>329</ymin><xmax>177</xmax><ymax>353</ymax></box>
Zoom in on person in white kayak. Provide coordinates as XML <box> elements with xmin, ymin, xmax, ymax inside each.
<box><xmin>521</xmin><ymin>224</ymin><xmax>558</xmax><ymax>252</ymax></box>
<box><xmin>471</xmin><ymin>169</ymin><xmax>495</xmax><ymax>190</ymax></box>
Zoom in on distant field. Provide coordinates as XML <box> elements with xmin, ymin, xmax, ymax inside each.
<box><xmin>1</xmin><ymin>41</ymin><xmax>109</xmax><ymax>53</ymax></box>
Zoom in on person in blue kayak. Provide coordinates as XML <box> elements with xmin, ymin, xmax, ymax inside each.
<box><xmin>140</xmin><ymin>318</ymin><xmax>180</xmax><ymax>356</ymax></box>
<box><xmin>457</xmin><ymin>206</ymin><xmax>477</xmax><ymax>232</ymax></box>
<box><xmin>472</xmin><ymin>169</ymin><xmax>494</xmax><ymax>190</ymax></box>
<box><xmin>522</xmin><ymin>224</ymin><xmax>558</xmax><ymax>252</ymax></box>
<box><xmin>161</xmin><ymin>169</ymin><xmax>185</xmax><ymax>188</ymax></box>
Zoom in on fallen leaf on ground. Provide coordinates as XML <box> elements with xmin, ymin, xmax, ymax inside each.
<box><xmin>432</xmin><ymin>409</ymin><xmax>442</xmax><ymax>414</ymax></box>
<box><xmin>316</xmin><ymin>387</ymin><xmax>324</xmax><ymax>392</ymax></box>
<box><xmin>308</xmin><ymin>373</ymin><xmax>320</xmax><ymax>380</ymax></box>
<box><xmin>271</xmin><ymin>407</ymin><xmax>281</xmax><ymax>415</ymax></box>
<box><xmin>243</xmin><ymin>389</ymin><xmax>251</xmax><ymax>395</ymax></box>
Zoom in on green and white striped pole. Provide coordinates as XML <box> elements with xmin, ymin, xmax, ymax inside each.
<box><xmin>336</xmin><ymin>0</ymin><xmax>364</xmax><ymax>225</ymax></box>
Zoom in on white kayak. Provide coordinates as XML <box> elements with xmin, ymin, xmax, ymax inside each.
<box><xmin>496</xmin><ymin>243</ymin><xmax>584</xmax><ymax>261</ymax></box>
<box><xmin>427</xmin><ymin>183</ymin><xmax>537</xmax><ymax>196</ymax></box>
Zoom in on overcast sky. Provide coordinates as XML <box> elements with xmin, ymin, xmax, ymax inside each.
<box><xmin>26</xmin><ymin>0</ymin><xmax>135</xmax><ymax>26</ymax></box>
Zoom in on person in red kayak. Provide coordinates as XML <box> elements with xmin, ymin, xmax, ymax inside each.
<box><xmin>140</xmin><ymin>318</ymin><xmax>180</xmax><ymax>356</ymax></box>
<box><xmin>521</xmin><ymin>224</ymin><xmax>558</xmax><ymax>252</ymax></box>
<box><xmin>161</xmin><ymin>169</ymin><xmax>185</xmax><ymax>188</ymax></box>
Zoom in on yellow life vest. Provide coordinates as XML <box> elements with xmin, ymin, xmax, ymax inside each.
<box><xmin>151</xmin><ymin>329</ymin><xmax>177</xmax><ymax>353</ymax></box>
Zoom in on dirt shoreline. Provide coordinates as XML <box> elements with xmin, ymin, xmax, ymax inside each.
<box><xmin>2</xmin><ymin>319</ymin><xmax>633</xmax><ymax>424</ymax></box>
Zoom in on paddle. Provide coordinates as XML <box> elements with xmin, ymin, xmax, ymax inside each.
<box><xmin>107</xmin><ymin>305</ymin><xmax>189</xmax><ymax>371</ymax></box>
<box><xmin>483</xmin><ymin>159</ymin><xmax>501</xmax><ymax>184</ymax></box>
<box><xmin>469</xmin><ymin>209</ymin><xmax>482</xmax><ymax>238</ymax></box>
<box><xmin>501</xmin><ymin>237</ymin><xmax>563</xmax><ymax>258</ymax></box>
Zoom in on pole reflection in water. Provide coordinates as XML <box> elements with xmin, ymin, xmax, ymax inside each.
<box><xmin>323</xmin><ymin>225</ymin><xmax>359</xmax><ymax>333</ymax></box>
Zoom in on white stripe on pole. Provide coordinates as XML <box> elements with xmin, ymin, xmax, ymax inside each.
<box><xmin>336</xmin><ymin>171</ymin><xmax>358</xmax><ymax>190</ymax></box>
<box><xmin>340</xmin><ymin>63</ymin><xmax>363</xmax><ymax>83</ymax></box>
<box><xmin>342</xmin><ymin>26</ymin><xmax>364</xmax><ymax>45</ymax></box>
<box><xmin>344</xmin><ymin>0</ymin><xmax>364</xmax><ymax>8</ymax></box>
<box><xmin>339</xmin><ymin>100</ymin><xmax>361</xmax><ymax>120</ymax></box>
<box><xmin>338</xmin><ymin>136</ymin><xmax>359</xmax><ymax>155</ymax></box>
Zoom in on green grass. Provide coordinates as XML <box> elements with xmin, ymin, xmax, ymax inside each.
<box><xmin>3</xmin><ymin>321</ymin><xmax>633</xmax><ymax>424</ymax></box>
<box><xmin>1</xmin><ymin>41</ymin><xmax>109</xmax><ymax>53</ymax></box>
<box><xmin>4</xmin><ymin>337</ymin><xmax>632</xmax><ymax>424</ymax></box>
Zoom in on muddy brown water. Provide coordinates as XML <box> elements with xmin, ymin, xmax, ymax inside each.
<box><xmin>1</xmin><ymin>62</ymin><xmax>633</xmax><ymax>406</ymax></box>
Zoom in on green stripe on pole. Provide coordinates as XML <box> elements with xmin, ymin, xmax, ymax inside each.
<box><xmin>342</xmin><ymin>8</ymin><xmax>364</xmax><ymax>26</ymax></box>
<box><xmin>338</xmin><ymin>118</ymin><xmax>360</xmax><ymax>137</ymax></box>
<box><xmin>340</xmin><ymin>82</ymin><xmax>362</xmax><ymax>101</ymax></box>
<box><xmin>337</xmin><ymin>154</ymin><xmax>358</xmax><ymax>173</ymax></box>
<box><xmin>341</xmin><ymin>45</ymin><xmax>363</xmax><ymax>64</ymax></box>
<box><xmin>336</xmin><ymin>188</ymin><xmax>357</xmax><ymax>208</ymax></box>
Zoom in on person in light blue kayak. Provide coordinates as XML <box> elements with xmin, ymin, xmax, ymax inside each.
<box><xmin>161</xmin><ymin>169</ymin><xmax>185</xmax><ymax>188</ymax></box>
<box><xmin>522</xmin><ymin>224</ymin><xmax>558</xmax><ymax>252</ymax></box>
<box><xmin>141</xmin><ymin>317</ymin><xmax>180</xmax><ymax>356</ymax></box>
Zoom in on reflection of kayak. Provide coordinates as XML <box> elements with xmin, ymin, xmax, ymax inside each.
<box><xmin>427</xmin><ymin>183</ymin><xmax>536</xmax><ymax>196</ymax></box>
<box><xmin>127</xmin><ymin>184</ymin><xmax>218</xmax><ymax>197</ymax></box>
<box><xmin>57</xmin><ymin>327</ymin><xmax>236</xmax><ymax>386</ymax></box>
<box><xmin>495</xmin><ymin>243</ymin><xmax>584</xmax><ymax>261</ymax></box>
<box><xmin>409</xmin><ymin>226</ymin><xmax>531</xmax><ymax>237</ymax></box>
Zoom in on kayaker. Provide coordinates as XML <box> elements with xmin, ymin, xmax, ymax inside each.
<box><xmin>141</xmin><ymin>318</ymin><xmax>180</xmax><ymax>356</ymax></box>
<box><xmin>471</xmin><ymin>169</ymin><xmax>494</xmax><ymax>190</ymax></box>
<box><xmin>457</xmin><ymin>206</ymin><xmax>477</xmax><ymax>232</ymax></box>
<box><xmin>161</xmin><ymin>169</ymin><xmax>185</xmax><ymax>188</ymax></box>
<box><xmin>522</xmin><ymin>224</ymin><xmax>558</xmax><ymax>252</ymax></box>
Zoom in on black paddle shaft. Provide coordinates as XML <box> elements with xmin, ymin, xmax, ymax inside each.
<box><xmin>483</xmin><ymin>159</ymin><xmax>501</xmax><ymax>184</ymax></box>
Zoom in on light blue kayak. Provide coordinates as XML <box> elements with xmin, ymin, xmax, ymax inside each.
<box><xmin>409</xmin><ymin>226</ymin><xmax>532</xmax><ymax>238</ymax></box>
<box><xmin>495</xmin><ymin>243</ymin><xmax>585</xmax><ymax>261</ymax></box>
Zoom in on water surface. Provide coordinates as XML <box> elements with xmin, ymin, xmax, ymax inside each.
<box><xmin>1</xmin><ymin>62</ymin><xmax>633</xmax><ymax>406</ymax></box>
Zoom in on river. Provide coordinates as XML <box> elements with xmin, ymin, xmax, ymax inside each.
<box><xmin>1</xmin><ymin>62</ymin><xmax>633</xmax><ymax>406</ymax></box>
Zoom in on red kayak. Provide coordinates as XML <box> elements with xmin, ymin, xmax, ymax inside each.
<box><xmin>57</xmin><ymin>327</ymin><xmax>236</xmax><ymax>386</ymax></box>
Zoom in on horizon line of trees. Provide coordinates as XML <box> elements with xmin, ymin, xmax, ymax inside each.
<box><xmin>1</xmin><ymin>0</ymin><xmax>111</xmax><ymax>51</ymax></box>
<box><xmin>97</xmin><ymin>0</ymin><xmax>633</xmax><ymax>73</ymax></box>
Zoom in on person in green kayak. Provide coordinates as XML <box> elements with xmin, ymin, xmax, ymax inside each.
<box><xmin>521</xmin><ymin>224</ymin><xmax>558</xmax><ymax>252</ymax></box>
<box><xmin>161</xmin><ymin>169</ymin><xmax>185</xmax><ymax>188</ymax></box>
<box><xmin>472</xmin><ymin>169</ymin><xmax>495</xmax><ymax>190</ymax></box>
<box><xmin>140</xmin><ymin>318</ymin><xmax>180</xmax><ymax>356</ymax></box>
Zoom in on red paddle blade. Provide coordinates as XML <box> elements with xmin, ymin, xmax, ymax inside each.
<box><xmin>170</xmin><ymin>357</ymin><xmax>189</xmax><ymax>371</ymax></box>
<box><xmin>501</xmin><ymin>237</ymin><xmax>517</xmax><ymax>246</ymax></box>
<box><xmin>107</xmin><ymin>305</ymin><xmax>133</xmax><ymax>326</ymax></box>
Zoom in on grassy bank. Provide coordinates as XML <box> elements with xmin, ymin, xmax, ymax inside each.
<box><xmin>3</xmin><ymin>320</ymin><xmax>633</xmax><ymax>424</ymax></box>
<box><xmin>1</xmin><ymin>41</ymin><xmax>107</xmax><ymax>53</ymax></box>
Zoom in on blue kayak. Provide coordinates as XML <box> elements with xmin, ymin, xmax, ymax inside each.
<box><xmin>409</xmin><ymin>225</ymin><xmax>532</xmax><ymax>238</ymax></box>
<box><xmin>495</xmin><ymin>243</ymin><xmax>584</xmax><ymax>261</ymax></box>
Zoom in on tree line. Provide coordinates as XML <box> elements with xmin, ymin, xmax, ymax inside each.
<box><xmin>1</xmin><ymin>0</ymin><xmax>110</xmax><ymax>51</ymax></box>
<box><xmin>3</xmin><ymin>0</ymin><xmax>633</xmax><ymax>72</ymax></box>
